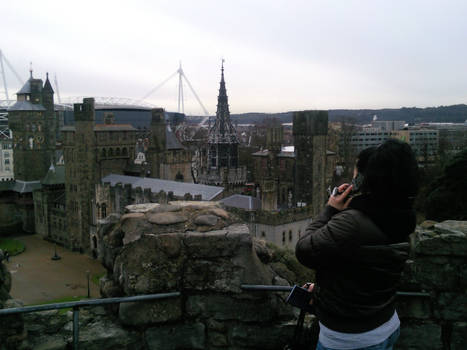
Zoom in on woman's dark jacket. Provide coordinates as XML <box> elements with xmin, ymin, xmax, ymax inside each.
<box><xmin>295</xmin><ymin>195</ymin><xmax>415</xmax><ymax>333</ymax></box>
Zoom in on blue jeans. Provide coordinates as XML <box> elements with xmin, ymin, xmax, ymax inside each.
<box><xmin>316</xmin><ymin>327</ymin><xmax>400</xmax><ymax>350</ymax></box>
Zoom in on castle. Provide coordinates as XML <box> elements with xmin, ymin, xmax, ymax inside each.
<box><xmin>1</xmin><ymin>67</ymin><xmax>336</xmax><ymax>256</ymax></box>
<box><xmin>0</xmin><ymin>71</ymin><xmax>210</xmax><ymax>253</ymax></box>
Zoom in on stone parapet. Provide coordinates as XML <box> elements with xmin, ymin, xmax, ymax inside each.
<box><xmin>95</xmin><ymin>201</ymin><xmax>310</xmax><ymax>349</ymax></box>
<box><xmin>397</xmin><ymin>220</ymin><xmax>467</xmax><ymax>349</ymax></box>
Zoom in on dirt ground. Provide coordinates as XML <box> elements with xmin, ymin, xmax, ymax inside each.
<box><xmin>5</xmin><ymin>234</ymin><xmax>106</xmax><ymax>305</ymax></box>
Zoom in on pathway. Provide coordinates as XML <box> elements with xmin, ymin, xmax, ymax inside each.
<box><xmin>5</xmin><ymin>234</ymin><xmax>106</xmax><ymax>305</ymax></box>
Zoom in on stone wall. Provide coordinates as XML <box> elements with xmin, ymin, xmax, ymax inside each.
<box><xmin>0</xmin><ymin>250</ymin><xmax>26</xmax><ymax>350</ymax></box>
<box><xmin>97</xmin><ymin>201</ymin><xmax>300</xmax><ymax>350</ymax></box>
<box><xmin>1</xmin><ymin>209</ymin><xmax>465</xmax><ymax>349</ymax></box>
<box><xmin>397</xmin><ymin>220</ymin><xmax>467</xmax><ymax>350</ymax></box>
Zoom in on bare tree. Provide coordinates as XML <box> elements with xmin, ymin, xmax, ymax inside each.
<box><xmin>337</xmin><ymin>117</ymin><xmax>358</xmax><ymax>181</ymax></box>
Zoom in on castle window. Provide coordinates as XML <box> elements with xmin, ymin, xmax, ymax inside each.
<box><xmin>101</xmin><ymin>149</ymin><xmax>106</xmax><ymax>158</ymax></box>
<box><xmin>289</xmin><ymin>230</ymin><xmax>292</xmax><ymax>241</ymax></box>
<box><xmin>122</xmin><ymin>148</ymin><xmax>128</xmax><ymax>156</ymax></box>
<box><xmin>116</xmin><ymin>148</ymin><xmax>121</xmax><ymax>156</ymax></box>
<box><xmin>101</xmin><ymin>203</ymin><xmax>107</xmax><ymax>218</ymax></box>
<box><xmin>108</xmin><ymin>148</ymin><xmax>113</xmax><ymax>157</ymax></box>
<box><xmin>282</xmin><ymin>231</ymin><xmax>286</xmax><ymax>244</ymax></box>
<box><xmin>175</xmin><ymin>171</ymin><xmax>184</xmax><ymax>182</ymax></box>
<box><xmin>261</xmin><ymin>231</ymin><xmax>266</xmax><ymax>238</ymax></box>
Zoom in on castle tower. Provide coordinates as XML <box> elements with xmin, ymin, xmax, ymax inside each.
<box><xmin>148</xmin><ymin>108</ymin><xmax>167</xmax><ymax>178</ymax></box>
<box><xmin>293</xmin><ymin>110</ymin><xmax>328</xmax><ymax>216</ymax></box>
<box><xmin>64</xmin><ymin>98</ymin><xmax>97</xmax><ymax>251</ymax></box>
<box><xmin>260</xmin><ymin>123</ymin><xmax>283</xmax><ymax>211</ymax></box>
<box><xmin>8</xmin><ymin>71</ymin><xmax>56</xmax><ymax>181</ymax></box>
<box><xmin>199</xmin><ymin>62</ymin><xmax>246</xmax><ymax>187</ymax></box>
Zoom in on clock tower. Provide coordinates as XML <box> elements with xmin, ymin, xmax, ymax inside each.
<box><xmin>8</xmin><ymin>71</ymin><xmax>57</xmax><ymax>181</ymax></box>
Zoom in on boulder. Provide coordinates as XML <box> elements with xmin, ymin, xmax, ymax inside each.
<box><xmin>125</xmin><ymin>203</ymin><xmax>160</xmax><ymax>214</ymax></box>
<box><xmin>193</xmin><ymin>214</ymin><xmax>218</xmax><ymax>226</ymax></box>
<box><xmin>121</xmin><ymin>213</ymin><xmax>152</xmax><ymax>245</ymax></box>
<box><xmin>145</xmin><ymin>322</ymin><xmax>205</xmax><ymax>350</ymax></box>
<box><xmin>119</xmin><ymin>298</ymin><xmax>182</xmax><ymax>326</ymax></box>
<box><xmin>414</xmin><ymin>221</ymin><xmax>467</xmax><ymax>257</ymax></box>
<box><xmin>147</xmin><ymin>212</ymin><xmax>188</xmax><ymax>225</ymax></box>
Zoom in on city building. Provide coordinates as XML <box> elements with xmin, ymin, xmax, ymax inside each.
<box><xmin>391</xmin><ymin>128</ymin><xmax>439</xmax><ymax>160</ymax></box>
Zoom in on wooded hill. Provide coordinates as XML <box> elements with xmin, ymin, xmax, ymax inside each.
<box><xmin>228</xmin><ymin>104</ymin><xmax>467</xmax><ymax>125</ymax></box>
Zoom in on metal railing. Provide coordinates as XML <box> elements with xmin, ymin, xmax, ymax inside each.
<box><xmin>0</xmin><ymin>292</ymin><xmax>180</xmax><ymax>350</ymax></box>
<box><xmin>0</xmin><ymin>285</ymin><xmax>430</xmax><ymax>349</ymax></box>
<box><xmin>241</xmin><ymin>285</ymin><xmax>431</xmax><ymax>297</ymax></box>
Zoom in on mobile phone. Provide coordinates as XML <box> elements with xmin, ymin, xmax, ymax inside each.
<box><xmin>286</xmin><ymin>285</ymin><xmax>315</xmax><ymax>313</ymax></box>
<box><xmin>331</xmin><ymin>187</ymin><xmax>341</xmax><ymax>197</ymax></box>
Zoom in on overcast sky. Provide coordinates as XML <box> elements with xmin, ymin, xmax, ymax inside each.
<box><xmin>1</xmin><ymin>0</ymin><xmax>466</xmax><ymax>114</ymax></box>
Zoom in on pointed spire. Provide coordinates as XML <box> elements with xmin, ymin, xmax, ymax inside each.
<box><xmin>208</xmin><ymin>59</ymin><xmax>238</xmax><ymax>144</ymax></box>
<box><xmin>49</xmin><ymin>159</ymin><xmax>56</xmax><ymax>173</ymax></box>
<box><xmin>29</xmin><ymin>62</ymin><xmax>33</xmax><ymax>78</ymax></box>
<box><xmin>43</xmin><ymin>71</ymin><xmax>54</xmax><ymax>93</ymax></box>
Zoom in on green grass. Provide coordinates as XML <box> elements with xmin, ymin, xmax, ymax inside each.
<box><xmin>91</xmin><ymin>272</ymin><xmax>105</xmax><ymax>286</ymax></box>
<box><xmin>31</xmin><ymin>296</ymin><xmax>87</xmax><ymax>314</ymax></box>
<box><xmin>0</xmin><ymin>238</ymin><xmax>25</xmax><ymax>256</ymax></box>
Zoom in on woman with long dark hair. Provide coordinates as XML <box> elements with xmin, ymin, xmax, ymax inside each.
<box><xmin>296</xmin><ymin>139</ymin><xmax>418</xmax><ymax>350</ymax></box>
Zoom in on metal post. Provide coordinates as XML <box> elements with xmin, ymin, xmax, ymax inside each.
<box><xmin>73</xmin><ymin>306</ymin><xmax>79</xmax><ymax>350</ymax></box>
<box><xmin>86</xmin><ymin>271</ymin><xmax>90</xmax><ymax>298</ymax></box>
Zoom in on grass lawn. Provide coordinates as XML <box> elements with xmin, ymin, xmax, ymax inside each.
<box><xmin>92</xmin><ymin>272</ymin><xmax>105</xmax><ymax>286</ymax></box>
<box><xmin>31</xmin><ymin>295</ymin><xmax>87</xmax><ymax>313</ymax></box>
<box><xmin>0</xmin><ymin>238</ymin><xmax>25</xmax><ymax>256</ymax></box>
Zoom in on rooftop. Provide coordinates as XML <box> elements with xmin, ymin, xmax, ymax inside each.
<box><xmin>101</xmin><ymin>174</ymin><xmax>224</xmax><ymax>201</ymax></box>
<box><xmin>220</xmin><ymin>194</ymin><xmax>261</xmax><ymax>210</ymax></box>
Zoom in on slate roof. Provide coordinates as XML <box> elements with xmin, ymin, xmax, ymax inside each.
<box><xmin>166</xmin><ymin>126</ymin><xmax>184</xmax><ymax>150</ymax></box>
<box><xmin>10</xmin><ymin>180</ymin><xmax>42</xmax><ymax>193</ymax></box>
<box><xmin>42</xmin><ymin>164</ymin><xmax>65</xmax><ymax>185</ymax></box>
<box><xmin>8</xmin><ymin>101</ymin><xmax>46</xmax><ymax>112</ymax></box>
<box><xmin>220</xmin><ymin>194</ymin><xmax>261</xmax><ymax>210</ymax></box>
<box><xmin>17</xmin><ymin>78</ymin><xmax>33</xmax><ymax>94</ymax></box>
<box><xmin>101</xmin><ymin>174</ymin><xmax>224</xmax><ymax>201</ymax></box>
<box><xmin>252</xmin><ymin>147</ymin><xmax>336</xmax><ymax>158</ymax></box>
<box><xmin>94</xmin><ymin>124</ymin><xmax>136</xmax><ymax>131</ymax></box>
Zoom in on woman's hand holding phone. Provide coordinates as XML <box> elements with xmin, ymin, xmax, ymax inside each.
<box><xmin>328</xmin><ymin>184</ymin><xmax>353</xmax><ymax>211</ymax></box>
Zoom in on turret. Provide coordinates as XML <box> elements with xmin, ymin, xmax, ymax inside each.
<box><xmin>150</xmin><ymin>108</ymin><xmax>166</xmax><ymax>153</ymax></box>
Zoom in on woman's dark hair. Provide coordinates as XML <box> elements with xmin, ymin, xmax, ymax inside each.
<box><xmin>356</xmin><ymin>146</ymin><xmax>377</xmax><ymax>174</ymax></box>
<box><xmin>359</xmin><ymin>139</ymin><xmax>419</xmax><ymax>202</ymax></box>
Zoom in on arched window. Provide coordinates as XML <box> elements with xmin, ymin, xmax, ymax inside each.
<box><xmin>101</xmin><ymin>148</ymin><xmax>106</xmax><ymax>158</ymax></box>
<box><xmin>101</xmin><ymin>203</ymin><xmax>107</xmax><ymax>218</ymax></box>
<box><xmin>116</xmin><ymin>148</ymin><xmax>121</xmax><ymax>156</ymax></box>
<box><xmin>122</xmin><ymin>148</ymin><xmax>128</xmax><ymax>156</ymax></box>
<box><xmin>175</xmin><ymin>171</ymin><xmax>184</xmax><ymax>182</ymax></box>
<box><xmin>108</xmin><ymin>148</ymin><xmax>113</xmax><ymax>157</ymax></box>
